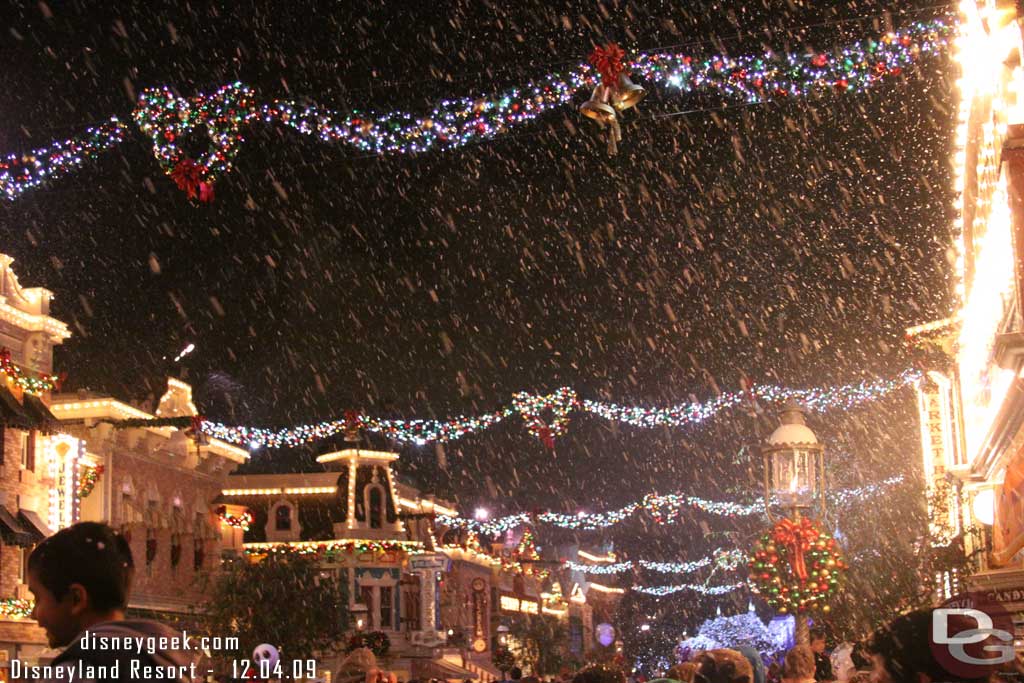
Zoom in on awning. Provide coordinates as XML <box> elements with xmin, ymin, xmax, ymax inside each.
<box><xmin>0</xmin><ymin>387</ymin><xmax>32</xmax><ymax>430</ymax></box>
<box><xmin>0</xmin><ymin>506</ymin><xmax>33</xmax><ymax>546</ymax></box>
<box><xmin>20</xmin><ymin>394</ymin><xmax>60</xmax><ymax>433</ymax></box>
<box><xmin>18</xmin><ymin>509</ymin><xmax>52</xmax><ymax>542</ymax></box>
<box><xmin>414</xmin><ymin>658</ymin><xmax>480</xmax><ymax>681</ymax></box>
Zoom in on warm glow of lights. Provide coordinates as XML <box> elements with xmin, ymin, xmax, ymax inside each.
<box><xmin>972</xmin><ymin>487</ymin><xmax>996</xmax><ymax>526</ymax></box>
<box><xmin>542</xmin><ymin>607</ymin><xmax>568</xmax><ymax>618</ymax></box>
<box><xmin>222</xmin><ymin>488</ymin><xmax>282</xmax><ymax>496</ymax></box>
<box><xmin>499</xmin><ymin>595</ymin><xmax>540</xmax><ymax>614</ymax></box>
<box><xmin>282</xmin><ymin>486</ymin><xmax>336</xmax><ymax>495</ymax></box>
<box><xmin>577</xmin><ymin>549</ymin><xmax>617</xmax><ymax>563</ymax></box>
<box><xmin>958</xmin><ymin>175</ymin><xmax>1016</xmax><ymax>459</ymax></box>
<box><xmin>316</xmin><ymin>449</ymin><xmax>398</xmax><ymax>463</ymax></box>
<box><xmin>587</xmin><ymin>582</ymin><xmax>626</xmax><ymax>594</ymax></box>
<box><xmin>951</xmin><ymin>0</ymin><xmax>1022</xmax><ymax>465</ymax></box>
<box><xmin>49</xmin><ymin>398</ymin><xmax>249</xmax><ymax>462</ymax></box>
<box><xmin>242</xmin><ymin>538</ymin><xmax>423</xmax><ymax>550</ymax></box>
<box><xmin>48</xmin><ymin>434</ymin><xmax>82</xmax><ymax>530</ymax></box>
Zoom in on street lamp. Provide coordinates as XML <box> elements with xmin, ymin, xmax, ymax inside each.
<box><xmin>760</xmin><ymin>400</ymin><xmax>826</xmax><ymax>646</ymax></box>
<box><xmin>762</xmin><ymin>400</ymin><xmax>826</xmax><ymax>520</ymax></box>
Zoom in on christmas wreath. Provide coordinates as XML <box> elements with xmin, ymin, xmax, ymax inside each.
<box><xmin>747</xmin><ymin>516</ymin><xmax>846</xmax><ymax>614</ymax></box>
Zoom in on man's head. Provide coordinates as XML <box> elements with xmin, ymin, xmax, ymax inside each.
<box><xmin>809</xmin><ymin>629</ymin><xmax>827</xmax><ymax>654</ymax></box>
<box><xmin>693</xmin><ymin>649</ymin><xmax>754</xmax><ymax>683</ymax></box>
<box><xmin>27</xmin><ymin>522</ymin><xmax>133</xmax><ymax>647</ymax></box>
<box><xmin>782</xmin><ymin>646</ymin><xmax>816</xmax><ymax>681</ymax></box>
<box><xmin>866</xmin><ymin>609</ymin><xmax>989</xmax><ymax>683</ymax></box>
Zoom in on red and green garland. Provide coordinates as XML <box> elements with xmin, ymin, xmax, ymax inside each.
<box><xmin>1</xmin><ymin>19</ymin><xmax>951</xmax><ymax>202</ymax></box>
<box><xmin>0</xmin><ymin>597</ymin><xmax>34</xmax><ymax>620</ymax></box>
<box><xmin>747</xmin><ymin>517</ymin><xmax>846</xmax><ymax>614</ymax></box>
<box><xmin>216</xmin><ymin>505</ymin><xmax>253</xmax><ymax>531</ymax></box>
<box><xmin>0</xmin><ymin>348</ymin><xmax>61</xmax><ymax>394</ymax></box>
<box><xmin>78</xmin><ymin>464</ymin><xmax>104</xmax><ymax>499</ymax></box>
<box><xmin>244</xmin><ymin>539</ymin><xmax>422</xmax><ymax>559</ymax></box>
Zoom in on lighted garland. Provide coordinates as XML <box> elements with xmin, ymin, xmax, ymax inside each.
<box><xmin>196</xmin><ymin>370</ymin><xmax>919</xmax><ymax>450</ymax></box>
<box><xmin>633</xmin><ymin>581</ymin><xmax>746</xmax><ymax>597</ymax></box>
<box><xmin>436</xmin><ymin>476</ymin><xmax>902</xmax><ymax>534</ymax></box>
<box><xmin>566</xmin><ymin>560</ymin><xmax>636</xmax><ymax>574</ymax></box>
<box><xmin>78</xmin><ymin>464</ymin><xmax>104</xmax><ymax>499</ymax></box>
<box><xmin>747</xmin><ymin>517</ymin><xmax>846</xmax><ymax>614</ymax></box>
<box><xmin>567</xmin><ymin>548</ymin><xmax>753</xmax><ymax>575</ymax></box>
<box><xmin>244</xmin><ymin>539</ymin><xmax>421</xmax><ymax>558</ymax></box>
<box><xmin>0</xmin><ymin>118</ymin><xmax>128</xmax><ymax>201</ymax></box>
<box><xmin>216</xmin><ymin>506</ymin><xmax>254</xmax><ymax>532</ymax></box>
<box><xmin>0</xmin><ymin>20</ymin><xmax>951</xmax><ymax>201</ymax></box>
<box><xmin>0</xmin><ymin>348</ymin><xmax>61</xmax><ymax>394</ymax></box>
<box><xmin>0</xmin><ymin>598</ymin><xmax>34</xmax><ymax>620</ymax></box>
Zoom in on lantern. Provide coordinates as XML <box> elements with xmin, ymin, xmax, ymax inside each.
<box><xmin>761</xmin><ymin>401</ymin><xmax>826</xmax><ymax>518</ymax></box>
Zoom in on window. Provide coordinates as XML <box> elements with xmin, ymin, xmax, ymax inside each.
<box><xmin>18</xmin><ymin>547</ymin><xmax>28</xmax><ymax>584</ymax></box>
<box><xmin>402</xmin><ymin>574</ymin><xmax>421</xmax><ymax>631</ymax></box>
<box><xmin>275</xmin><ymin>505</ymin><xmax>292</xmax><ymax>531</ymax></box>
<box><xmin>367</xmin><ymin>487</ymin><xmax>383</xmax><ymax>529</ymax></box>
<box><xmin>19</xmin><ymin>431</ymin><xmax>34</xmax><ymax>471</ymax></box>
<box><xmin>379</xmin><ymin>586</ymin><xmax>393</xmax><ymax>629</ymax></box>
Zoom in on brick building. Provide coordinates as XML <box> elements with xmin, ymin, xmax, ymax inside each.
<box><xmin>0</xmin><ymin>254</ymin><xmax>75</xmax><ymax>666</ymax></box>
<box><xmin>50</xmin><ymin>378</ymin><xmax>249</xmax><ymax>621</ymax></box>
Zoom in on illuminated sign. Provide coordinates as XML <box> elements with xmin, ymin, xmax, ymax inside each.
<box><xmin>500</xmin><ymin>595</ymin><xmax>539</xmax><ymax>614</ymax></box>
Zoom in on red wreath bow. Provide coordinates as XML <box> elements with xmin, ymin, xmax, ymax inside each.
<box><xmin>170</xmin><ymin>158</ymin><xmax>215</xmax><ymax>202</ymax></box>
<box><xmin>589</xmin><ymin>43</ymin><xmax>626</xmax><ymax>87</ymax></box>
<box><xmin>772</xmin><ymin>517</ymin><xmax>818</xmax><ymax>581</ymax></box>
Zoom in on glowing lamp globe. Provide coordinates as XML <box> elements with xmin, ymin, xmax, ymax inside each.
<box><xmin>761</xmin><ymin>401</ymin><xmax>826</xmax><ymax>515</ymax></box>
<box><xmin>596</xmin><ymin>623</ymin><xmax>616</xmax><ymax>647</ymax></box>
<box><xmin>972</xmin><ymin>488</ymin><xmax>995</xmax><ymax>526</ymax></box>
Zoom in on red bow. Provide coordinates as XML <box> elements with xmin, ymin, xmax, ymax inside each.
<box><xmin>772</xmin><ymin>517</ymin><xmax>818</xmax><ymax>581</ymax></box>
<box><xmin>198</xmin><ymin>181</ymin><xmax>215</xmax><ymax>203</ymax></box>
<box><xmin>170</xmin><ymin>158</ymin><xmax>202</xmax><ymax>198</ymax></box>
<box><xmin>589</xmin><ymin>43</ymin><xmax>626</xmax><ymax>87</ymax></box>
<box><xmin>537</xmin><ymin>425</ymin><xmax>556</xmax><ymax>451</ymax></box>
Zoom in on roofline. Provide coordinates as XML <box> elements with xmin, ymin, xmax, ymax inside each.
<box><xmin>49</xmin><ymin>398</ymin><xmax>249</xmax><ymax>463</ymax></box>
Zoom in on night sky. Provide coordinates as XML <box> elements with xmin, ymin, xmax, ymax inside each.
<box><xmin>3</xmin><ymin>0</ymin><xmax>954</xmax><ymax>625</ymax></box>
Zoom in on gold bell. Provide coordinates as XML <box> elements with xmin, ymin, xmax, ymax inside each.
<box><xmin>579</xmin><ymin>85</ymin><xmax>617</xmax><ymax>125</ymax></box>
<box><xmin>611</xmin><ymin>73</ymin><xmax>646</xmax><ymax>111</ymax></box>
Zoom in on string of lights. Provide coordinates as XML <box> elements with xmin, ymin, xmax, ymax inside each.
<box><xmin>0</xmin><ymin>20</ymin><xmax>950</xmax><ymax>201</ymax></box>
<box><xmin>566</xmin><ymin>548</ymin><xmax>746</xmax><ymax>575</ymax></box>
<box><xmin>436</xmin><ymin>476</ymin><xmax>903</xmax><ymax>534</ymax></box>
<box><xmin>0</xmin><ymin>118</ymin><xmax>128</xmax><ymax>201</ymax></box>
<box><xmin>197</xmin><ymin>369</ymin><xmax>920</xmax><ymax>450</ymax></box>
<box><xmin>633</xmin><ymin>581</ymin><xmax>747</xmax><ymax>596</ymax></box>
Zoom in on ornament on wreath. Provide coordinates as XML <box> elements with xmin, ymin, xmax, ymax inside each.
<box><xmin>747</xmin><ymin>516</ymin><xmax>846</xmax><ymax>614</ymax></box>
<box><xmin>580</xmin><ymin>42</ymin><xmax>646</xmax><ymax>155</ymax></box>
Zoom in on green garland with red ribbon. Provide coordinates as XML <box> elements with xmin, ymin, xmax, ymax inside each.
<box><xmin>78</xmin><ymin>464</ymin><xmax>104</xmax><ymax>499</ymax></box>
<box><xmin>0</xmin><ymin>348</ymin><xmax>61</xmax><ymax>394</ymax></box>
<box><xmin>747</xmin><ymin>517</ymin><xmax>846</xmax><ymax>614</ymax></box>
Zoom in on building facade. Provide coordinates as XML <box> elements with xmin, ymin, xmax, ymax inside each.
<box><xmin>50</xmin><ymin>378</ymin><xmax>249</xmax><ymax>621</ymax></box>
<box><xmin>220</xmin><ymin>442</ymin><xmax>605</xmax><ymax>681</ymax></box>
<box><xmin>909</xmin><ymin>0</ymin><xmax>1024</xmax><ymax>646</ymax></box>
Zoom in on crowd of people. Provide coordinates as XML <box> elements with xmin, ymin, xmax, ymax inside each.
<box><xmin>650</xmin><ymin>620</ymin><xmax>1022</xmax><ymax>683</ymax></box>
<box><xmin>15</xmin><ymin>521</ymin><xmax>1024</xmax><ymax>683</ymax></box>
